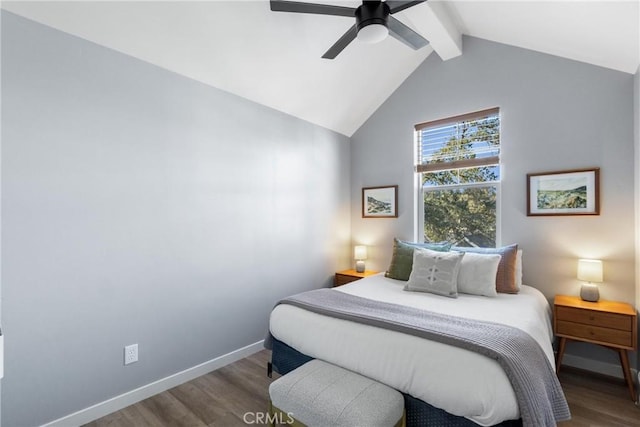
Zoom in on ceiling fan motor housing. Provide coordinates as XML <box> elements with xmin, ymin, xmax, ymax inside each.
<box><xmin>356</xmin><ymin>1</ymin><xmax>390</xmax><ymax>32</ymax></box>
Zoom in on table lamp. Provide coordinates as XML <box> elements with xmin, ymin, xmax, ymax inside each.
<box><xmin>577</xmin><ymin>259</ymin><xmax>603</xmax><ymax>302</ymax></box>
<box><xmin>354</xmin><ymin>245</ymin><xmax>367</xmax><ymax>273</ymax></box>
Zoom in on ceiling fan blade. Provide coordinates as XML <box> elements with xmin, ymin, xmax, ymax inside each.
<box><xmin>388</xmin><ymin>16</ymin><xmax>428</xmax><ymax>50</ymax></box>
<box><xmin>322</xmin><ymin>24</ymin><xmax>358</xmax><ymax>59</ymax></box>
<box><xmin>270</xmin><ymin>0</ymin><xmax>355</xmax><ymax>17</ymax></box>
<box><xmin>386</xmin><ymin>1</ymin><xmax>426</xmax><ymax>15</ymax></box>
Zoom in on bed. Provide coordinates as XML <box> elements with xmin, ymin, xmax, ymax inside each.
<box><xmin>268</xmin><ymin>273</ymin><xmax>565</xmax><ymax>427</ymax></box>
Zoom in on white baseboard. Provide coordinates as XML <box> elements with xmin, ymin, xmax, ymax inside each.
<box><xmin>42</xmin><ymin>340</ymin><xmax>265</xmax><ymax>427</ymax></box>
<box><xmin>561</xmin><ymin>352</ymin><xmax>638</xmax><ymax>382</ymax></box>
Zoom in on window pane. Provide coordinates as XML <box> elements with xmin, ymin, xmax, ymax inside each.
<box><xmin>418</xmin><ymin>116</ymin><xmax>500</xmax><ymax>167</ymax></box>
<box><xmin>423</xmin><ymin>186</ymin><xmax>497</xmax><ymax>247</ymax></box>
<box><xmin>423</xmin><ymin>165</ymin><xmax>500</xmax><ymax>187</ymax></box>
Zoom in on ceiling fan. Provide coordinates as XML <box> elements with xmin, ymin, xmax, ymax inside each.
<box><xmin>270</xmin><ymin>0</ymin><xmax>429</xmax><ymax>59</ymax></box>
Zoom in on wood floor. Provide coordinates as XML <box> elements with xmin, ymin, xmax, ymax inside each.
<box><xmin>85</xmin><ymin>350</ymin><xmax>640</xmax><ymax>427</ymax></box>
<box><xmin>557</xmin><ymin>367</ymin><xmax>640</xmax><ymax>426</ymax></box>
<box><xmin>84</xmin><ymin>351</ymin><xmax>274</xmax><ymax>427</ymax></box>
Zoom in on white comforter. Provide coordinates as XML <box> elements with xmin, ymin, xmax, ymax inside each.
<box><xmin>269</xmin><ymin>273</ymin><xmax>554</xmax><ymax>426</ymax></box>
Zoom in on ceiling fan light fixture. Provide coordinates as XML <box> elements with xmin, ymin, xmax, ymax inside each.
<box><xmin>355</xmin><ymin>1</ymin><xmax>390</xmax><ymax>44</ymax></box>
<box><xmin>270</xmin><ymin>0</ymin><xmax>429</xmax><ymax>59</ymax></box>
<box><xmin>357</xmin><ymin>23</ymin><xmax>388</xmax><ymax>44</ymax></box>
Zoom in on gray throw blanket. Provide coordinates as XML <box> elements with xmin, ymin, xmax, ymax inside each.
<box><xmin>268</xmin><ymin>288</ymin><xmax>570</xmax><ymax>427</ymax></box>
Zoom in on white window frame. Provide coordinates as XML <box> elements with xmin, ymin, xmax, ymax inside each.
<box><xmin>414</xmin><ymin>108</ymin><xmax>502</xmax><ymax>246</ymax></box>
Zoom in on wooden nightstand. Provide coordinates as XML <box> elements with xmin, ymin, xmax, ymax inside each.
<box><xmin>334</xmin><ymin>270</ymin><xmax>378</xmax><ymax>287</ymax></box>
<box><xmin>554</xmin><ymin>295</ymin><xmax>637</xmax><ymax>400</ymax></box>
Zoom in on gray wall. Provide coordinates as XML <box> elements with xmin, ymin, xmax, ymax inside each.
<box><xmin>351</xmin><ymin>36</ymin><xmax>636</xmax><ymax>367</ymax></box>
<box><xmin>1</xmin><ymin>12</ymin><xmax>351</xmax><ymax>426</ymax></box>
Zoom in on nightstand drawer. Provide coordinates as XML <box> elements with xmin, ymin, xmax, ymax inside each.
<box><xmin>555</xmin><ymin>306</ymin><xmax>632</xmax><ymax>331</ymax></box>
<box><xmin>334</xmin><ymin>274</ymin><xmax>360</xmax><ymax>286</ymax></box>
<box><xmin>556</xmin><ymin>320</ymin><xmax>633</xmax><ymax>348</ymax></box>
<box><xmin>334</xmin><ymin>270</ymin><xmax>379</xmax><ymax>287</ymax></box>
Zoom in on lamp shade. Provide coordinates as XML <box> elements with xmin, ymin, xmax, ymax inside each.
<box><xmin>577</xmin><ymin>259</ymin><xmax>603</xmax><ymax>283</ymax></box>
<box><xmin>354</xmin><ymin>245</ymin><xmax>368</xmax><ymax>260</ymax></box>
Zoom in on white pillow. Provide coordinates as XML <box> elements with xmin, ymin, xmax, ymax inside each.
<box><xmin>404</xmin><ymin>248</ymin><xmax>464</xmax><ymax>298</ymax></box>
<box><xmin>456</xmin><ymin>252</ymin><xmax>502</xmax><ymax>297</ymax></box>
<box><xmin>515</xmin><ymin>249</ymin><xmax>523</xmax><ymax>290</ymax></box>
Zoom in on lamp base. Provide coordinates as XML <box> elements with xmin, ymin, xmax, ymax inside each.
<box><xmin>355</xmin><ymin>260</ymin><xmax>365</xmax><ymax>273</ymax></box>
<box><xmin>580</xmin><ymin>283</ymin><xmax>600</xmax><ymax>302</ymax></box>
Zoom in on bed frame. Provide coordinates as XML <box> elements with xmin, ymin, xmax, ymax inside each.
<box><xmin>269</xmin><ymin>338</ymin><xmax>522</xmax><ymax>427</ymax></box>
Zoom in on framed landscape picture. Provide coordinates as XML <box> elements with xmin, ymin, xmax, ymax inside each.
<box><xmin>362</xmin><ymin>185</ymin><xmax>398</xmax><ymax>218</ymax></box>
<box><xmin>527</xmin><ymin>168</ymin><xmax>600</xmax><ymax>216</ymax></box>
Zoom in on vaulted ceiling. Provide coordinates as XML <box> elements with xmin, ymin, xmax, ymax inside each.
<box><xmin>3</xmin><ymin>1</ymin><xmax>639</xmax><ymax>136</ymax></box>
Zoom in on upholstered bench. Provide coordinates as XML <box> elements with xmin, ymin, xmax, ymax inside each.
<box><xmin>268</xmin><ymin>359</ymin><xmax>405</xmax><ymax>427</ymax></box>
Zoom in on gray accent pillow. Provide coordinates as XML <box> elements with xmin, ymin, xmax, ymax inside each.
<box><xmin>404</xmin><ymin>248</ymin><xmax>464</xmax><ymax>298</ymax></box>
<box><xmin>452</xmin><ymin>244</ymin><xmax>519</xmax><ymax>294</ymax></box>
<box><xmin>385</xmin><ymin>238</ymin><xmax>452</xmax><ymax>281</ymax></box>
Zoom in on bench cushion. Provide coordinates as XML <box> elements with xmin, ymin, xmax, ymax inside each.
<box><xmin>269</xmin><ymin>359</ymin><xmax>404</xmax><ymax>427</ymax></box>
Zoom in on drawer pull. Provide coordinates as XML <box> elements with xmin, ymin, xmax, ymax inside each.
<box><xmin>589</xmin><ymin>316</ymin><xmax>595</xmax><ymax>321</ymax></box>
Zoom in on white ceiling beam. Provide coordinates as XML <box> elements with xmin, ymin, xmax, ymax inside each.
<box><xmin>401</xmin><ymin>1</ymin><xmax>462</xmax><ymax>61</ymax></box>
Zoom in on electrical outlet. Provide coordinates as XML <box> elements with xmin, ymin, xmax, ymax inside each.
<box><xmin>124</xmin><ymin>344</ymin><xmax>138</xmax><ymax>365</ymax></box>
